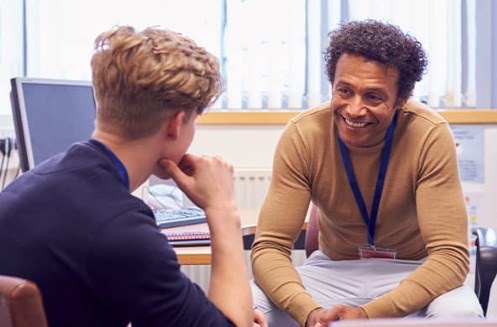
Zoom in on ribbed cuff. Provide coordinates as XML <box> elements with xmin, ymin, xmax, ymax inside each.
<box><xmin>362</xmin><ymin>295</ymin><xmax>396</xmax><ymax>318</ymax></box>
<box><xmin>288</xmin><ymin>293</ymin><xmax>322</xmax><ymax>327</ymax></box>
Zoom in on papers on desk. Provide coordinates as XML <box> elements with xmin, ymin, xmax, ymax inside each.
<box><xmin>164</xmin><ymin>230</ymin><xmax>211</xmax><ymax>247</ymax></box>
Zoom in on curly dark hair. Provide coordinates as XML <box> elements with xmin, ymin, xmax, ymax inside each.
<box><xmin>325</xmin><ymin>20</ymin><xmax>427</xmax><ymax>101</ymax></box>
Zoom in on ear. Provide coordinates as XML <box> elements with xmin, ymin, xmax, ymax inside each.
<box><xmin>395</xmin><ymin>97</ymin><xmax>408</xmax><ymax>109</ymax></box>
<box><xmin>164</xmin><ymin>111</ymin><xmax>186</xmax><ymax>141</ymax></box>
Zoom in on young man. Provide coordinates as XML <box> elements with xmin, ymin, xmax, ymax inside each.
<box><xmin>0</xmin><ymin>26</ymin><xmax>263</xmax><ymax>327</ymax></box>
<box><xmin>251</xmin><ymin>20</ymin><xmax>483</xmax><ymax>327</ymax></box>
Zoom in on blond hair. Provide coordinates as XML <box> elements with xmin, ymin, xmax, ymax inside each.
<box><xmin>91</xmin><ymin>26</ymin><xmax>222</xmax><ymax>139</ymax></box>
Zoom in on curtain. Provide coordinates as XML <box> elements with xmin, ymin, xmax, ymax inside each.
<box><xmin>0</xmin><ymin>0</ymin><xmax>24</xmax><ymax>115</ymax></box>
<box><xmin>20</xmin><ymin>0</ymin><xmax>481</xmax><ymax>110</ymax></box>
<box><xmin>344</xmin><ymin>0</ymin><xmax>476</xmax><ymax>108</ymax></box>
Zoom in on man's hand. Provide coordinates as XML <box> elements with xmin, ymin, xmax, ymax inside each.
<box><xmin>160</xmin><ymin>154</ymin><xmax>236</xmax><ymax>214</ymax></box>
<box><xmin>306</xmin><ymin>305</ymin><xmax>368</xmax><ymax>327</ymax></box>
<box><xmin>253</xmin><ymin>307</ymin><xmax>268</xmax><ymax>327</ymax></box>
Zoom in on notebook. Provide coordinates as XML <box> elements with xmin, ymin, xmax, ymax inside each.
<box><xmin>158</xmin><ymin>212</ymin><xmax>211</xmax><ymax>247</ymax></box>
<box><xmin>165</xmin><ymin>230</ymin><xmax>211</xmax><ymax>247</ymax></box>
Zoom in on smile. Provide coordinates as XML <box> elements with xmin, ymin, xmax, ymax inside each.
<box><xmin>344</xmin><ymin>118</ymin><xmax>369</xmax><ymax>128</ymax></box>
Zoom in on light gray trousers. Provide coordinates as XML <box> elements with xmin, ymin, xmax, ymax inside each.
<box><xmin>252</xmin><ymin>250</ymin><xmax>483</xmax><ymax>327</ymax></box>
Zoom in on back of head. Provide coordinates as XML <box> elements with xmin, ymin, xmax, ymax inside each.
<box><xmin>91</xmin><ymin>26</ymin><xmax>223</xmax><ymax>140</ymax></box>
<box><xmin>325</xmin><ymin>20</ymin><xmax>427</xmax><ymax>102</ymax></box>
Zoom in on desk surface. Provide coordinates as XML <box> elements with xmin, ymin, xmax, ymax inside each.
<box><xmin>164</xmin><ymin>223</ymin><xmax>306</xmax><ymax>265</ymax></box>
<box><xmin>161</xmin><ymin>223</ymin><xmax>212</xmax><ymax>265</ymax></box>
<box><xmin>174</xmin><ymin>246</ymin><xmax>212</xmax><ymax>265</ymax></box>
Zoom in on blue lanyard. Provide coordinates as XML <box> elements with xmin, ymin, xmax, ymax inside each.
<box><xmin>92</xmin><ymin>139</ymin><xmax>130</xmax><ymax>191</ymax></box>
<box><xmin>337</xmin><ymin>111</ymin><xmax>398</xmax><ymax>246</ymax></box>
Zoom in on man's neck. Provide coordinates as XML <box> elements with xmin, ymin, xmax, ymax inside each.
<box><xmin>92</xmin><ymin>130</ymin><xmax>156</xmax><ymax>192</ymax></box>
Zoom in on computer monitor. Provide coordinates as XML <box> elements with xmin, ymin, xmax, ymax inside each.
<box><xmin>10</xmin><ymin>77</ymin><xmax>96</xmax><ymax>172</ymax></box>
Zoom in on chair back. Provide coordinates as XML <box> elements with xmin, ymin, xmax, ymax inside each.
<box><xmin>305</xmin><ymin>204</ymin><xmax>319</xmax><ymax>257</ymax></box>
<box><xmin>473</xmin><ymin>227</ymin><xmax>497</xmax><ymax>317</ymax></box>
<box><xmin>0</xmin><ymin>275</ymin><xmax>48</xmax><ymax>327</ymax></box>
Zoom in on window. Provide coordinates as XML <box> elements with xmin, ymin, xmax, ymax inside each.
<box><xmin>0</xmin><ymin>0</ymin><xmax>24</xmax><ymax>116</ymax></box>
<box><xmin>345</xmin><ymin>0</ymin><xmax>476</xmax><ymax>108</ymax></box>
<box><xmin>1</xmin><ymin>0</ymin><xmax>495</xmax><ymax>116</ymax></box>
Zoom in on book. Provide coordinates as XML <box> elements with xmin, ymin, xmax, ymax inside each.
<box><xmin>164</xmin><ymin>230</ymin><xmax>211</xmax><ymax>247</ymax></box>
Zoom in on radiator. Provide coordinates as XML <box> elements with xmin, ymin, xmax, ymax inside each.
<box><xmin>233</xmin><ymin>168</ymin><xmax>272</xmax><ymax>211</ymax></box>
<box><xmin>181</xmin><ymin>167</ymin><xmax>306</xmax><ymax>292</ymax></box>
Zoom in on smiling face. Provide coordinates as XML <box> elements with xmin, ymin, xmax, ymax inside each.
<box><xmin>331</xmin><ymin>53</ymin><xmax>406</xmax><ymax>148</ymax></box>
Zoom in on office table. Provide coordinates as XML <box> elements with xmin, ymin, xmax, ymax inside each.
<box><xmin>161</xmin><ymin>223</ymin><xmax>212</xmax><ymax>265</ymax></box>
<box><xmin>164</xmin><ymin>224</ymin><xmax>259</xmax><ymax>265</ymax></box>
<box><xmin>165</xmin><ymin>223</ymin><xmax>306</xmax><ymax>265</ymax></box>
<box><xmin>174</xmin><ymin>246</ymin><xmax>212</xmax><ymax>265</ymax></box>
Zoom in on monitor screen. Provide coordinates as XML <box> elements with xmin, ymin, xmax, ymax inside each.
<box><xmin>10</xmin><ymin>77</ymin><xmax>96</xmax><ymax>172</ymax></box>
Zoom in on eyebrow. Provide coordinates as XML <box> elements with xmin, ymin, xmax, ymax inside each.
<box><xmin>364</xmin><ymin>88</ymin><xmax>388</xmax><ymax>94</ymax></box>
<box><xmin>335</xmin><ymin>81</ymin><xmax>387</xmax><ymax>94</ymax></box>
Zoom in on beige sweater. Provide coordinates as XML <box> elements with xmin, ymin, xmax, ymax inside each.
<box><xmin>251</xmin><ymin>100</ymin><xmax>469</xmax><ymax>327</ymax></box>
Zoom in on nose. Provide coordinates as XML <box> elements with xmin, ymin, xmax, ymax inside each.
<box><xmin>345</xmin><ymin>95</ymin><xmax>367</xmax><ymax>118</ymax></box>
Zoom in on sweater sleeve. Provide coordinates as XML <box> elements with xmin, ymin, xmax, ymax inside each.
<box><xmin>85</xmin><ymin>206</ymin><xmax>235</xmax><ymax>327</ymax></box>
<box><xmin>251</xmin><ymin>122</ymin><xmax>321</xmax><ymax>327</ymax></box>
<box><xmin>362</xmin><ymin>123</ymin><xmax>470</xmax><ymax>317</ymax></box>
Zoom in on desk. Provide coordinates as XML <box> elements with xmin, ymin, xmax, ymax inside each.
<box><xmin>164</xmin><ymin>223</ymin><xmax>307</xmax><ymax>265</ymax></box>
<box><xmin>174</xmin><ymin>246</ymin><xmax>212</xmax><ymax>265</ymax></box>
<box><xmin>163</xmin><ymin>224</ymin><xmax>258</xmax><ymax>265</ymax></box>
<box><xmin>161</xmin><ymin>223</ymin><xmax>212</xmax><ymax>265</ymax></box>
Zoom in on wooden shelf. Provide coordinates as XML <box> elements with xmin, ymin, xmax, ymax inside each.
<box><xmin>197</xmin><ymin>110</ymin><xmax>497</xmax><ymax>125</ymax></box>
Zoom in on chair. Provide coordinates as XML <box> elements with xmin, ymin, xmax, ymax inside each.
<box><xmin>0</xmin><ymin>275</ymin><xmax>48</xmax><ymax>327</ymax></box>
<box><xmin>305</xmin><ymin>204</ymin><xmax>497</xmax><ymax>317</ymax></box>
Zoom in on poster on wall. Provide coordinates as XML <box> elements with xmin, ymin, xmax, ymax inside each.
<box><xmin>451</xmin><ymin>126</ymin><xmax>485</xmax><ymax>183</ymax></box>
<box><xmin>464</xmin><ymin>190</ymin><xmax>484</xmax><ymax>228</ymax></box>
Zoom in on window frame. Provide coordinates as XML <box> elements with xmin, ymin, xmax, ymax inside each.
<box><xmin>197</xmin><ymin>109</ymin><xmax>497</xmax><ymax>125</ymax></box>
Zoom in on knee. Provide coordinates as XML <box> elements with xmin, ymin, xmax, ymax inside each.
<box><xmin>250</xmin><ymin>280</ymin><xmax>300</xmax><ymax>327</ymax></box>
<box><xmin>426</xmin><ymin>286</ymin><xmax>483</xmax><ymax>318</ymax></box>
<box><xmin>251</xmin><ymin>280</ymin><xmax>272</xmax><ymax>311</ymax></box>
<box><xmin>427</xmin><ymin>305</ymin><xmax>483</xmax><ymax>318</ymax></box>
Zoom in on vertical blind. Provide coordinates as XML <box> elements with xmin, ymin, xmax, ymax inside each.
<box><xmin>0</xmin><ymin>0</ymin><xmax>490</xmax><ymax>115</ymax></box>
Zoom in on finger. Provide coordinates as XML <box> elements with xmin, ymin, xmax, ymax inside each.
<box><xmin>318</xmin><ymin>306</ymin><xmax>342</xmax><ymax>324</ymax></box>
<box><xmin>178</xmin><ymin>153</ymin><xmax>198</xmax><ymax>167</ymax></box>
<box><xmin>160</xmin><ymin>159</ymin><xmax>190</xmax><ymax>189</ymax></box>
<box><xmin>177</xmin><ymin>155</ymin><xmax>198</xmax><ymax>176</ymax></box>
<box><xmin>252</xmin><ymin>308</ymin><xmax>268</xmax><ymax>327</ymax></box>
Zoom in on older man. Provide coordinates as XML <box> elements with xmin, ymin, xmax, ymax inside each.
<box><xmin>251</xmin><ymin>20</ymin><xmax>482</xmax><ymax>327</ymax></box>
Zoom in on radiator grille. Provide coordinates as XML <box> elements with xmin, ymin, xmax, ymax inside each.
<box><xmin>233</xmin><ymin>168</ymin><xmax>272</xmax><ymax>211</ymax></box>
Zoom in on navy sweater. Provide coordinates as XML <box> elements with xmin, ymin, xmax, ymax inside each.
<box><xmin>0</xmin><ymin>140</ymin><xmax>234</xmax><ymax>327</ymax></box>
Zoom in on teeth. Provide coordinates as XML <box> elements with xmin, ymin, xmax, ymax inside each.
<box><xmin>345</xmin><ymin>118</ymin><xmax>368</xmax><ymax>128</ymax></box>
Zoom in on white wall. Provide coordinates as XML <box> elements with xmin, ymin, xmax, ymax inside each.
<box><xmin>189</xmin><ymin>124</ymin><xmax>284</xmax><ymax>168</ymax></box>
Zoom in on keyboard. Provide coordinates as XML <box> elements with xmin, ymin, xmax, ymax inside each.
<box><xmin>153</xmin><ymin>207</ymin><xmax>207</xmax><ymax>229</ymax></box>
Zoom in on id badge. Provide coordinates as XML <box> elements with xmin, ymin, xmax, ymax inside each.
<box><xmin>359</xmin><ymin>245</ymin><xmax>397</xmax><ymax>259</ymax></box>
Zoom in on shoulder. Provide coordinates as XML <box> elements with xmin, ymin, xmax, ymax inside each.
<box><xmin>34</xmin><ymin>140</ymin><xmax>111</xmax><ymax>175</ymax></box>
<box><xmin>396</xmin><ymin>99</ymin><xmax>452</xmax><ymax>141</ymax></box>
<box><xmin>290</xmin><ymin>102</ymin><xmax>332</xmax><ymax>126</ymax></box>
<box><xmin>400</xmin><ymin>99</ymin><xmax>447</xmax><ymax>126</ymax></box>
<box><xmin>283</xmin><ymin>102</ymin><xmax>333</xmax><ymax>141</ymax></box>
